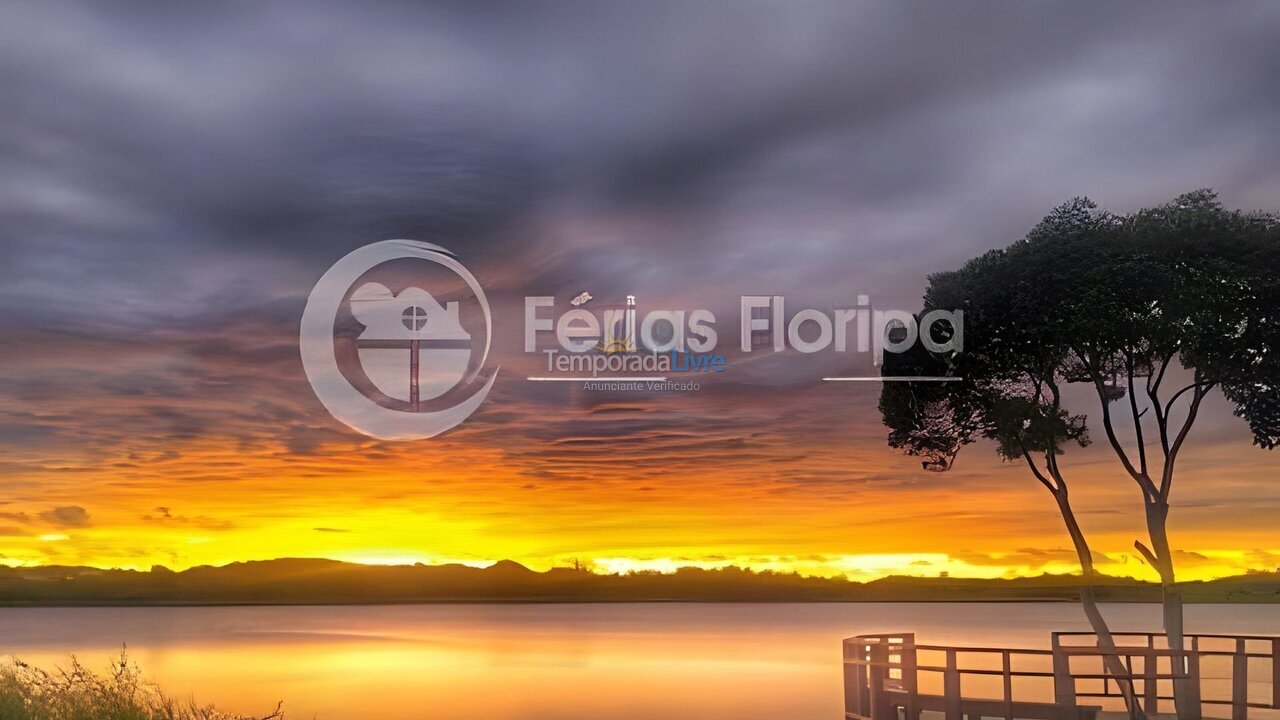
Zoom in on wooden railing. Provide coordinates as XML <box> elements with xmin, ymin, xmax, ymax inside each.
<box><xmin>1054</xmin><ymin>632</ymin><xmax>1280</xmax><ymax>720</ymax></box>
<box><xmin>844</xmin><ymin>632</ymin><xmax>1280</xmax><ymax>720</ymax></box>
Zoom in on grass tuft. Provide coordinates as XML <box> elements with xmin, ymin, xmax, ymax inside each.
<box><xmin>0</xmin><ymin>648</ymin><xmax>282</xmax><ymax>720</ymax></box>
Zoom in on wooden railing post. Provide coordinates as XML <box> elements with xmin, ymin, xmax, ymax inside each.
<box><xmin>1144</xmin><ymin>635</ymin><xmax>1158</xmax><ymax>715</ymax></box>
<box><xmin>1233</xmin><ymin>638</ymin><xmax>1248</xmax><ymax>720</ymax></box>
<box><xmin>1272</xmin><ymin>638</ymin><xmax>1280</xmax><ymax>710</ymax></box>
<box><xmin>903</xmin><ymin>634</ymin><xmax>919</xmax><ymax>720</ymax></box>
<box><xmin>1053</xmin><ymin>634</ymin><xmax>1076</xmax><ymax>709</ymax></box>
<box><xmin>1185</xmin><ymin>636</ymin><xmax>1202</xmax><ymax>720</ymax></box>
<box><xmin>1003</xmin><ymin>650</ymin><xmax>1014</xmax><ymax>720</ymax></box>
<box><xmin>944</xmin><ymin>649</ymin><xmax>962</xmax><ymax>720</ymax></box>
<box><xmin>869</xmin><ymin>640</ymin><xmax>890</xmax><ymax>720</ymax></box>
<box><xmin>844</xmin><ymin>639</ymin><xmax>862</xmax><ymax>719</ymax></box>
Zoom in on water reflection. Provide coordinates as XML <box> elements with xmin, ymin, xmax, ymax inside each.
<box><xmin>0</xmin><ymin>604</ymin><xmax>1275</xmax><ymax>720</ymax></box>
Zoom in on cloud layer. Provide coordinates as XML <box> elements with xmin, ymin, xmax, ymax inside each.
<box><xmin>1</xmin><ymin>1</ymin><xmax>1278</xmax><ymax>574</ymax></box>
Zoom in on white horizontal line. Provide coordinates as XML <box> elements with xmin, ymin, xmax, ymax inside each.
<box><xmin>526</xmin><ymin>376</ymin><xmax>669</xmax><ymax>382</ymax></box>
<box><xmin>823</xmin><ymin>376</ymin><xmax>964</xmax><ymax>382</ymax></box>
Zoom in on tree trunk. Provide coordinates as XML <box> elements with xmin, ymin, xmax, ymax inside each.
<box><xmin>1056</xmin><ymin>488</ymin><xmax>1145</xmax><ymax>720</ymax></box>
<box><xmin>1146</xmin><ymin>498</ymin><xmax>1197</xmax><ymax>720</ymax></box>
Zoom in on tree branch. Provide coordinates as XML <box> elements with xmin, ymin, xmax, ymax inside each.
<box><xmin>1160</xmin><ymin>380</ymin><xmax>1214</xmax><ymax>501</ymax></box>
<box><xmin>1145</xmin><ymin>353</ymin><xmax>1174</xmax><ymax>456</ymax></box>
<box><xmin>1147</xmin><ymin>354</ymin><xmax>1172</xmax><ymax>398</ymax></box>
<box><xmin>1162</xmin><ymin>379</ymin><xmax>1215</xmax><ymax>422</ymax></box>
<box><xmin>1079</xmin><ymin>348</ymin><xmax>1156</xmax><ymax>497</ymax></box>
<box><xmin>1133</xmin><ymin>539</ymin><xmax>1160</xmax><ymax>568</ymax></box>
<box><xmin>1017</xmin><ymin>440</ymin><xmax>1057</xmax><ymax>493</ymax></box>
<box><xmin>1125</xmin><ymin>350</ymin><xmax>1148</xmax><ymax>477</ymax></box>
<box><xmin>1045</xmin><ymin>441</ymin><xmax>1064</xmax><ymax>483</ymax></box>
<box><xmin>1146</xmin><ymin>383</ymin><xmax>1170</xmax><ymax>458</ymax></box>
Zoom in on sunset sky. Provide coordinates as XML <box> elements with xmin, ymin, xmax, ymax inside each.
<box><xmin>1</xmin><ymin>1</ymin><xmax>1278</xmax><ymax>582</ymax></box>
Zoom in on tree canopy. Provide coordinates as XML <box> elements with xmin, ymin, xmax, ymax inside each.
<box><xmin>881</xmin><ymin>190</ymin><xmax>1279</xmax><ymax>476</ymax></box>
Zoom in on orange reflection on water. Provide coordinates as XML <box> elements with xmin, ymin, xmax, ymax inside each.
<box><xmin>2</xmin><ymin>604</ymin><xmax>1279</xmax><ymax>720</ymax></box>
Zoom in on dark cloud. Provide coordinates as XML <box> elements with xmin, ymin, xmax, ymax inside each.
<box><xmin>4</xmin><ymin>0</ymin><xmax>1279</xmax><ymax>322</ymax></box>
<box><xmin>39</xmin><ymin>506</ymin><xmax>91</xmax><ymax>528</ymax></box>
<box><xmin>141</xmin><ymin>507</ymin><xmax>235</xmax><ymax>530</ymax></box>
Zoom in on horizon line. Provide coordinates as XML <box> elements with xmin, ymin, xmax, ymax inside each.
<box><xmin>3</xmin><ymin>556</ymin><xmax>1273</xmax><ymax>585</ymax></box>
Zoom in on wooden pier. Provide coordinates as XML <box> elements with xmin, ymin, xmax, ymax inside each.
<box><xmin>844</xmin><ymin>632</ymin><xmax>1280</xmax><ymax>720</ymax></box>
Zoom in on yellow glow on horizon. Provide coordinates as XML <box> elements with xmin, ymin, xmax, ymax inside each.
<box><xmin>2</xmin><ymin>398</ymin><xmax>1276</xmax><ymax>584</ymax></box>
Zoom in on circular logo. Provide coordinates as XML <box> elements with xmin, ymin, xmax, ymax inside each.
<box><xmin>300</xmin><ymin>240</ymin><xmax>498</xmax><ymax>440</ymax></box>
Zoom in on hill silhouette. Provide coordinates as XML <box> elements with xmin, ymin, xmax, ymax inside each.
<box><xmin>1</xmin><ymin>560</ymin><xmax>1278</xmax><ymax>605</ymax></box>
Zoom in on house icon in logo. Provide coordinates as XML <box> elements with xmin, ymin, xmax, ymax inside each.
<box><xmin>301</xmin><ymin>239</ymin><xmax>498</xmax><ymax>440</ymax></box>
<box><xmin>349</xmin><ymin>282</ymin><xmax>472</xmax><ymax>408</ymax></box>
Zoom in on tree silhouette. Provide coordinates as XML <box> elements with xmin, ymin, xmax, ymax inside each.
<box><xmin>880</xmin><ymin>191</ymin><xmax>1278</xmax><ymax>720</ymax></box>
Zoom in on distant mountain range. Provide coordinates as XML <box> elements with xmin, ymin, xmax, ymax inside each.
<box><xmin>0</xmin><ymin>559</ymin><xmax>1277</xmax><ymax>605</ymax></box>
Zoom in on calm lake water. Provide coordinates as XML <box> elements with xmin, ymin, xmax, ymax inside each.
<box><xmin>0</xmin><ymin>603</ymin><xmax>1276</xmax><ymax>720</ymax></box>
